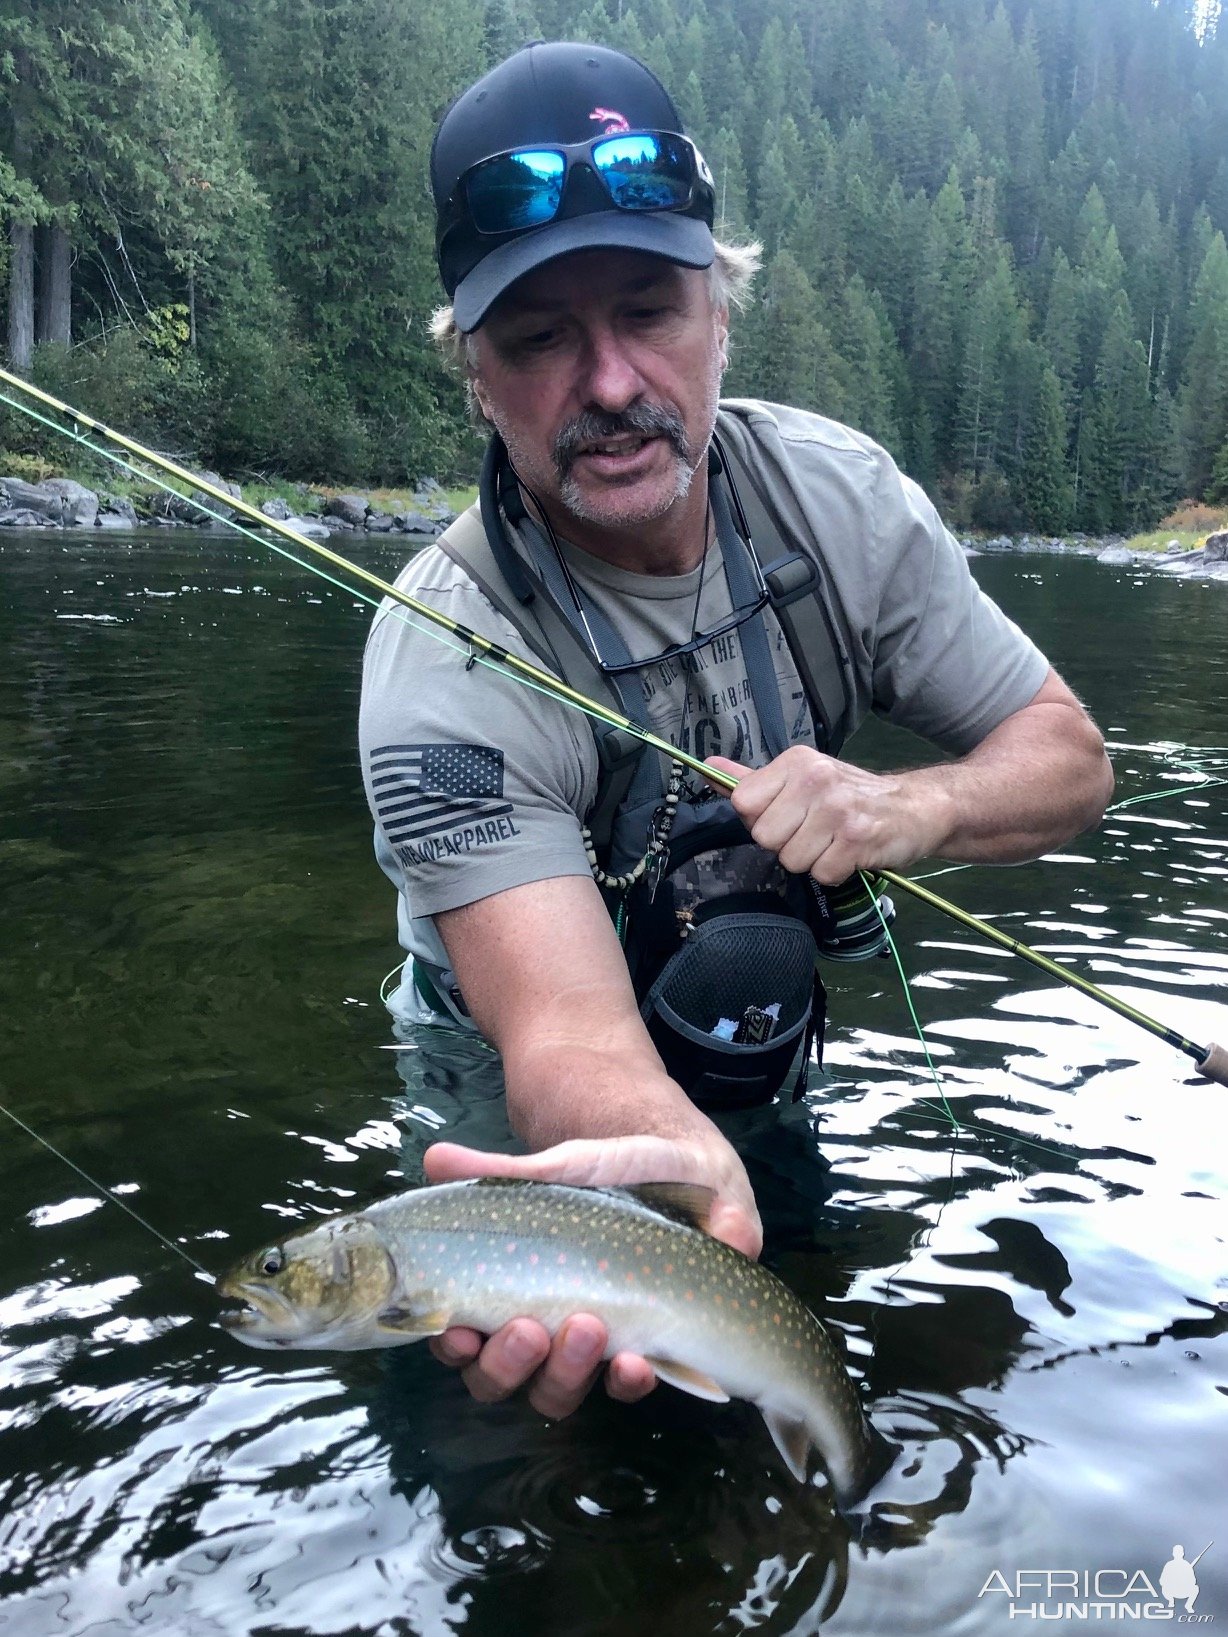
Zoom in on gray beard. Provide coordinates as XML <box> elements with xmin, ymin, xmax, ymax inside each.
<box><xmin>557</xmin><ymin>443</ymin><xmax>699</xmax><ymax>526</ymax></box>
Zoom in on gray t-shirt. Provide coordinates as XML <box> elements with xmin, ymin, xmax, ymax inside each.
<box><xmin>359</xmin><ymin>401</ymin><xmax>1048</xmax><ymax>977</ymax></box>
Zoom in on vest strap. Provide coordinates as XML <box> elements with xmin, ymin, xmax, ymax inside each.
<box><xmin>436</xmin><ymin>509</ymin><xmax>647</xmax><ymax>856</ymax></box>
<box><xmin>715</xmin><ymin>418</ymin><xmax>853</xmax><ymax>756</ymax></box>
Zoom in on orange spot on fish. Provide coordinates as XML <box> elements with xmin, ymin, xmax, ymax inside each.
<box><xmin>597</xmin><ymin>1259</ymin><xmax>608</xmax><ymax>1272</ymax></box>
<box><xmin>663</xmin><ymin>1263</ymin><xmax>674</xmax><ymax>1275</ymax></box>
<box><xmin>529</xmin><ymin>1252</ymin><xmax>539</xmax><ymax>1265</ymax></box>
<box><xmin>684</xmin><ymin>1290</ymin><xmax>694</xmax><ymax>1301</ymax></box>
<box><xmin>557</xmin><ymin>1252</ymin><xmax>567</xmax><ymax>1265</ymax></box>
<box><xmin>773</xmin><ymin>1314</ymin><xmax>782</xmax><ymax>1326</ymax></box>
<box><xmin>505</xmin><ymin>1242</ymin><xmax>517</xmax><ymax>1253</ymax></box>
<box><xmin>625</xmin><ymin>1271</ymin><xmax>636</xmax><ymax>1283</ymax></box>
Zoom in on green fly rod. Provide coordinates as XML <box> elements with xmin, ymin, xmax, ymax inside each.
<box><xmin>2</xmin><ymin>364</ymin><xmax>1226</xmax><ymax>1089</ymax></box>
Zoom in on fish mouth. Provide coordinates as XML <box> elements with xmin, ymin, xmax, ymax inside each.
<box><xmin>216</xmin><ymin>1279</ymin><xmax>297</xmax><ymax>1342</ymax></box>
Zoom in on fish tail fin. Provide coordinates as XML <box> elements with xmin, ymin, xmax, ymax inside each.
<box><xmin>761</xmin><ymin>1409</ymin><xmax>900</xmax><ymax>1508</ymax></box>
<box><xmin>834</xmin><ymin>1424</ymin><xmax>900</xmax><ymax>1510</ymax></box>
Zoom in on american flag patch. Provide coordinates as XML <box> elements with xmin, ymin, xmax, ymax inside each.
<box><xmin>370</xmin><ymin>742</ymin><xmax>512</xmax><ymax>844</ymax></box>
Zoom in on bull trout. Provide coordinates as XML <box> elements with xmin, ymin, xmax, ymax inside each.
<box><xmin>218</xmin><ymin>1177</ymin><xmax>894</xmax><ymax>1506</ymax></box>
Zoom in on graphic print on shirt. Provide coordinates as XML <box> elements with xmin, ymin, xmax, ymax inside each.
<box><xmin>639</xmin><ymin>632</ymin><xmax>755</xmax><ymax>789</ymax></box>
<box><xmin>370</xmin><ymin>741</ymin><xmax>520</xmax><ymax>866</ymax></box>
<box><xmin>637</xmin><ymin>618</ymin><xmax>816</xmax><ymax>802</ymax></box>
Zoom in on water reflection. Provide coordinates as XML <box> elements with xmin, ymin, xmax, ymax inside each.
<box><xmin>1</xmin><ymin>544</ymin><xmax>1226</xmax><ymax>1632</ymax></box>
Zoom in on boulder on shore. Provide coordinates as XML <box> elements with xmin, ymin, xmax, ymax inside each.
<box><xmin>98</xmin><ymin>493</ymin><xmax>138</xmax><ymax>526</ymax></box>
<box><xmin>0</xmin><ymin>477</ymin><xmax>65</xmax><ymax>520</ymax></box>
<box><xmin>1204</xmin><ymin>530</ymin><xmax>1228</xmax><ymax>563</ymax></box>
<box><xmin>1097</xmin><ymin>545</ymin><xmax>1134</xmax><ymax>566</ymax></box>
<box><xmin>42</xmin><ymin>478</ymin><xmax>100</xmax><ymax>526</ymax></box>
<box><xmin>149</xmin><ymin>470</ymin><xmax>241</xmax><ymax>525</ymax></box>
<box><xmin>394</xmin><ymin>508</ymin><xmax>444</xmax><ymax>535</ymax></box>
<box><xmin>325</xmin><ymin>493</ymin><xmax>369</xmax><ymax>527</ymax></box>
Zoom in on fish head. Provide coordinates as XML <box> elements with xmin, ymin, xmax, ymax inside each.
<box><xmin>217</xmin><ymin>1215</ymin><xmax>396</xmax><ymax>1348</ymax></box>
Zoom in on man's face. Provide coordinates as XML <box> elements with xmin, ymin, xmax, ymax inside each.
<box><xmin>469</xmin><ymin>250</ymin><xmax>728</xmax><ymax>541</ymax></box>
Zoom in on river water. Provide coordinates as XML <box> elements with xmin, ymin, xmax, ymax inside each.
<box><xmin>0</xmin><ymin>531</ymin><xmax>1224</xmax><ymax>1636</ymax></box>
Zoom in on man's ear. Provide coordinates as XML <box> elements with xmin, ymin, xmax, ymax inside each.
<box><xmin>715</xmin><ymin>302</ymin><xmax>730</xmax><ymax>372</ymax></box>
<box><xmin>469</xmin><ymin>365</ymin><xmax>495</xmax><ymax>425</ymax></box>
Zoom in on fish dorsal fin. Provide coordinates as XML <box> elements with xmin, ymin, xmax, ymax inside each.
<box><xmin>644</xmin><ymin>1357</ymin><xmax>730</xmax><ymax>1403</ymax></box>
<box><xmin>620</xmin><ymin>1182</ymin><xmax>716</xmax><ymax>1232</ymax></box>
<box><xmin>760</xmin><ymin>1408</ymin><xmax>813</xmax><ymax>1483</ymax></box>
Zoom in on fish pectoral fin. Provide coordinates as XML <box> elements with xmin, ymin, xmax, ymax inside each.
<box><xmin>620</xmin><ymin>1183</ymin><xmax>716</xmax><ymax>1232</ymax></box>
<box><xmin>376</xmin><ymin>1303</ymin><xmax>450</xmax><ymax>1337</ymax></box>
<box><xmin>643</xmin><ymin>1357</ymin><xmax>730</xmax><ymax>1403</ymax></box>
<box><xmin>761</xmin><ymin>1408</ymin><xmax>813</xmax><ymax>1482</ymax></box>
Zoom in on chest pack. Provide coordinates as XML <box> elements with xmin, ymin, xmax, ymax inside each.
<box><xmin>429</xmin><ymin>412</ymin><xmax>884</xmax><ymax>1108</ymax></box>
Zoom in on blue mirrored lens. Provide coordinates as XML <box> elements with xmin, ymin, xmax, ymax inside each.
<box><xmin>467</xmin><ymin>150</ymin><xmax>565</xmax><ymax>233</ymax></box>
<box><xmin>592</xmin><ymin>133</ymin><xmax>692</xmax><ymax>210</ymax></box>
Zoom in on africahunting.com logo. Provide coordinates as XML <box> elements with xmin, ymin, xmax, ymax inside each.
<box><xmin>980</xmin><ymin>1543</ymin><xmax>1213</xmax><ymax>1621</ymax></box>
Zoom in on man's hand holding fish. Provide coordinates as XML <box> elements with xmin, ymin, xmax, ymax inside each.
<box><xmin>422</xmin><ymin>1133</ymin><xmax>762</xmax><ymax>1418</ymax></box>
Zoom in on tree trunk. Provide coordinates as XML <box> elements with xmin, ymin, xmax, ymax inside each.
<box><xmin>7</xmin><ymin>69</ymin><xmax>35</xmax><ymax>371</ymax></box>
<box><xmin>8</xmin><ymin>221</ymin><xmax>35</xmax><ymax>370</ymax></box>
<box><xmin>36</xmin><ymin>222</ymin><xmax>72</xmax><ymax>347</ymax></box>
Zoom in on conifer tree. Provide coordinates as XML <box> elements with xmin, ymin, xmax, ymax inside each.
<box><xmin>1017</xmin><ymin>351</ymin><xmax>1075</xmax><ymax>531</ymax></box>
<box><xmin>1180</xmin><ymin>230</ymin><xmax>1228</xmax><ymax>491</ymax></box>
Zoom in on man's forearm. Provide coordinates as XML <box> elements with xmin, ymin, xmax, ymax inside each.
<box><xmin>501</xmin><ymin>1030</ymin><xmax>718</xmax><ymax>1152</ymax></box>
<box><xmin>903</xmin><ymin>695</ymin><xmax>1113</xmax><ymax>865</ymax></box>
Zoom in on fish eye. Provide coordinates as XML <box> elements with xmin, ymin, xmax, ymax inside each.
<box><xmin>259</xmin><ymin>1248</ymin><xmax>285</xmax><ymax>1276</ymax></box>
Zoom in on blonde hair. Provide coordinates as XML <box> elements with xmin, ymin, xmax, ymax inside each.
<box><xmin>429</xmin><ymin>237</ymin><xmax>762</xmax><ymax>372</ymax></box>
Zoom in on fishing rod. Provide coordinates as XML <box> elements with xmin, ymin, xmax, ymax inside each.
<box><xmin>3</xmin><ymin>364</ymin><xmax>1226</xmax><ymax>1089</ymax></box>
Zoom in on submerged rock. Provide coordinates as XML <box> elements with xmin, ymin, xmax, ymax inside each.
<box><xmin>1096</xmin><ymin>545</ymin><xmax>1134</xmax><ymax>566</ymax></box>
<box><xmin>0</xmin><ymin>506</ymin><xmax>56</xmax><ymax>527</ymax></box>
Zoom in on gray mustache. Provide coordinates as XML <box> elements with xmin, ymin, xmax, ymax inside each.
<box><xmin>553</xmin><ymin>404</ymin><xmax>690</xmax><ymax>478</ymax></box>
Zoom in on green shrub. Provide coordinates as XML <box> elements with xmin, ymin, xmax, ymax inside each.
<box><xmin>201</xmin><ymin>326</ymin><xmax>372</xmax><ymax>482</ymax></box>
<box><xmin>31</xmin><ymin>335</ymin><xmax>208</xmax><ymax>456</ymax></box>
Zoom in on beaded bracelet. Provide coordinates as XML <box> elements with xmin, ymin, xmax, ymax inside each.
<box><xmin>580</xmin><ymin>758</ymin><xmax>685</xmax><ymax>893</ymax></box>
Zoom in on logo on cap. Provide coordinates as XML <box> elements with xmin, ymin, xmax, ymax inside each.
<box><xmin>589</xmin><ymin>106</ymin><xmax>630</xmax><ymax>135</ymax></box>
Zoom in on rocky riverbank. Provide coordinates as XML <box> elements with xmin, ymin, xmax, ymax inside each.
<box><xmin>0</xmin><ymin>471</ymin><xmax>457</xmax><ymax>539</ymax></box>
<box><xmin>962</xmin><ymin>529</ymin><xmax>1228</xmax><ymax>580</ymax></box>
<box><xmin>8</xmin><ymin>471</ymin><xmax>1227</xmax><ymax>582</ymax></box>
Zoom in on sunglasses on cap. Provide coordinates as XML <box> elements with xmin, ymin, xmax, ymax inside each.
<box><xmin>444</xmin><ymin>130</ymin><xmax>714</xmax><ymax>239</ymax></box>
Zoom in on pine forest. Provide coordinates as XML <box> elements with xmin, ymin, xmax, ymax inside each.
<box><xmin>3</xmin><ymin>0</ymin><xmax>1228</xmax><ymax>536</ymax></box>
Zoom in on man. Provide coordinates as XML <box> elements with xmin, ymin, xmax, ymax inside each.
<box><xmin>359</xmin><ymin>42</ymin><xmax>1113</xmax><ymax>1420</ymax></box>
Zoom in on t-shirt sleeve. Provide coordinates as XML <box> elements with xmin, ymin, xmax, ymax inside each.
<box><xmin>358</xmin><ymin>552</ymin><xmax>598</xmax><ymax>918</ymax></box>
<box><xmin>866</xmin><ymin>458</ymin><xmax>1049</xmax><ymax>755</ymax></box>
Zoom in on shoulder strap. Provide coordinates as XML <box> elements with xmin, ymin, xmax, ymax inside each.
<box><xmin>436</xmin><ymin>506</ymin><xmax>646</xmax><ymax>855</ymax></box>
<box><xmin>715</xmin><ymin>416</ymin><xmax>853</xmax><ymax>757</ymax></box>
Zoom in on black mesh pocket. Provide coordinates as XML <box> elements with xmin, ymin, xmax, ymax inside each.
<box><xmin>640</xmin><ymin>913</ymin><xmax>821</xmax><ymax>1110</ymax></box>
